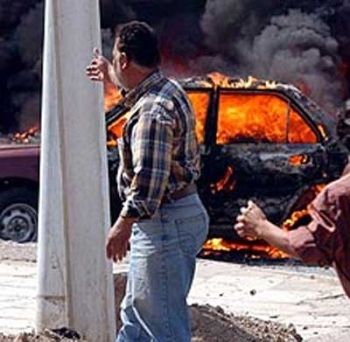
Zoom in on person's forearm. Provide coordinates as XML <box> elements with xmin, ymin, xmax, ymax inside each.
<box><xmin>259</xmin><ymin>220</ymin><xmax>299</xmax><ymax>258</ymax></box>
<box><xmin>117</xmin><ymin>215</ymin><xmax>137</xmax><ymax>225</ymax></box>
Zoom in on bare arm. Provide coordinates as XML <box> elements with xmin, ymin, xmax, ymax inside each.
<box><xmin>234</xmin><ymin>201</ymin><xmax>299</xmax><ymax>258</ymax></box>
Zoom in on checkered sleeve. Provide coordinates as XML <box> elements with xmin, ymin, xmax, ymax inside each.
<box><xmin>120</xmin><ymin>100</ymin><xmax>175</xmax><ymax>219</ymax></box>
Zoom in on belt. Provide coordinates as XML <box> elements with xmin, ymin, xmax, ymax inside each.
<box><xmin>161</xmin><ymin>183</ymin><xmax>197</xmax><ymax>204</ymax></box>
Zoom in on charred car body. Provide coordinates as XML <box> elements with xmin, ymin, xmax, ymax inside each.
<box><xmin>0</xmin><ymin>73</ymin><xmax>348</xmax><ymax>241</ymax></box>
<box><xmin>107</xmin><ymin>73</ymin><xmax>348</xmax><ymax>237</ymax></box>
<box><xmin>183</xmin><ymin>74</ymin><xmax>348</xmax><ymax>236</ymax></box>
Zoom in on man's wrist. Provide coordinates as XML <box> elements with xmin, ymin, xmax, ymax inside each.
<box><xmin>119</xmin><ymin>215</ymin><xmax>138</xmax><ymax>224</ymax></box>
<box><xmin>256</xmin><ymin>219</ymin><xmax>269</xmax><ymax>239</ymax></box>
<box><xmin>113</xmin><ymin>216</ymin><xmax>136</xmax><ymax>232</ymax></box>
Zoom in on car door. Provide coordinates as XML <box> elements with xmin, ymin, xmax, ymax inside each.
<box><xmin>200</xmin><ymin>89</ymin><xmax>326</xmax><ymax>236</ymax></box>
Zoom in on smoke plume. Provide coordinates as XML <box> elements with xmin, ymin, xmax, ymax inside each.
<box><xmin>1</xmin><ymin>0</ymin><xmax>350</xmax><ymax>133</ymax></box>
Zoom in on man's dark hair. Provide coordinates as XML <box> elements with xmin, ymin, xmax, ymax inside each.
<box><xmin>116</xmin><ymin>21</ymin><xmax>161</xmax><ymax>68</ymax></box>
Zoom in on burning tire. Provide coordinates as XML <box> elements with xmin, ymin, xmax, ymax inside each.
<box><xmin>0</xmin><ymin>187</ymin><xmax>38</xmax><ymax>243</ymax></box>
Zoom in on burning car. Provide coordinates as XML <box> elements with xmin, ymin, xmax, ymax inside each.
<box><xmin>107</xmin><ymin>73</ymin><xmax>348</xmax><ymax>239</ymax></box>
<box><xmin>0</xmin><ymin>73</ymin><xmax>348</xmax><ymax>242</ymax></box>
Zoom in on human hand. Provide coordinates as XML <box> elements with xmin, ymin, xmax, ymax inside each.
<box><xmin>86</xmin><ymin>48</ymin><xmax>111</xmax><ymax>82</ymax></box>
<box><xmin>234</xmin><ymin>200</ymin><xmax>267</xmax><ymax>239</ymax></box>
<box><xmin>106</xmin><ymin>216</ymin><xmax>134</xmax><ymax>262</ymax></box>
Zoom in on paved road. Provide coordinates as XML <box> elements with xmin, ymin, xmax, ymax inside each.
<box><xmin>0</xmin><ymin>258</ymin><xmax>349</xmax><ymax>340</ymax></box>
<box><xmin>189</xmin><ymin>260</ymin><xmax>350</xmax><ymax>341</ymax></box>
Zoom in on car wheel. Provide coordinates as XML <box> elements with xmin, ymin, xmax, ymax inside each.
<box><xmin>0</xmin><ymin>187</ymin><xmax>38</xmax><ymax>243</ymax></box>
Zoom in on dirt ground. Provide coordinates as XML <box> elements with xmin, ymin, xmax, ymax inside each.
<box><xmin>0</xmin><ymin>305</ymin><xmax>302</xmax><ymax>342</ymax></box>
<box><xmin>0</xmin><ymin>240</ymin><xmax>303</xmax><ymax>341</ymax></box>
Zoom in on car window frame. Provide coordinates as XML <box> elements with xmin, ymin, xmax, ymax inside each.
<box><xmin>215</xmin><ymin>88</ymin><xmax>320</xmax><ymax>146</ymax></box>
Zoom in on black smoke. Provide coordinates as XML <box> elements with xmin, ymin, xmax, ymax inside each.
<box><xmin>95</xmin><ymin>0</ymin><xmax>350</xmax><ymax>114</ymax></box>
<box><xmin>196</xmin><ymin>0</ymin><xmax>350</xmax><ymax>113</ymax></box>
<box><xmin>1</xmin><ymin>0</ymin><xmax>350</xmax><ymax>133</ymax></box>
<box><xmin>0</xmin><ymin>0</ymin><xmax>42</xmax><ymax>133</ymax></box>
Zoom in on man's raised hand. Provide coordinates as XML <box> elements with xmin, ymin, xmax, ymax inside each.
<box><xmin>86</xmin><ymin>48</ymin><xmax>110</xmax><ymax>82</ymax></box>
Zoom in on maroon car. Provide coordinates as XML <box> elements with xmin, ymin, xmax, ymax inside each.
<box><xmin>0</xmin><ymin>144</ymin><xmax>39</xmax><ymax>242</ymax></box>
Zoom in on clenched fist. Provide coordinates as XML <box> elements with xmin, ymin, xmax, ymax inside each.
<box><xmin>234</xmin><ymin>200</ymin><xmax>267</xmax><ymax>240</ymax></box>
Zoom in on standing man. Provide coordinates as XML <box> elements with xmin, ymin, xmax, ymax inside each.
<box><xmin>86</xmin><ymin>21</ymin><xmax>209</xmax><ymax>341</ymax></box>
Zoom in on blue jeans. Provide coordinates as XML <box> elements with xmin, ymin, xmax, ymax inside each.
<box><xmin>116</xmin><ymin>193</ymin><xmax>209</xmax><ymax>342</ymax></box>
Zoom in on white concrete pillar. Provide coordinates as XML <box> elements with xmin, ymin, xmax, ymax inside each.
<box><xmin>36</xmin><ymin>1</ymin><xmax>116</xmax><ymax>341</ymax></box>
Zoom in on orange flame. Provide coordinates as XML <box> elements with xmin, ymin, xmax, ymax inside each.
<box><xmin>185</xmin><ymin>73</ymin><xmax>328</xmax><ymax>144</ymax></box>
<box><xmin>216</xmin><ymin>92</ymin><xmax>317</xmax><ymax>144</ymax></box>
<box><xmin>202</xmin><ymin>238</ymin><xmax>288</xmax><ymax>259</ymax></box>
<box><xmin>103</xmin><ymin>73</ymin><xmax>321</xmax><ymax>147</ymax></box>
<box><xmin>107</xmin><ymin>111</ymin><xmax>132</xmax><ymax>146</ymax></box>
<box><xmin>209</xmin><ymin>72</ymin><xmax>243</xmax><ymax>88</ymax></box>
<box><xmin>197</xmin><ymin>73</ymin><xmax>279</xmax><ymax>90</ymax></box>
<box><xmin>12</xmin><ymin>126</ymin><xmax>40</xmax><ymax>144</ymax></box>
<box><xmin>282</xmin><ymin>209</ymin><xmax>309</xmax><ymax>230</ymax></box>
<box><xmin>211</xmin><ymin>166</ymin><xmax>236</xmax><ymax>193</ymax></box>
<box><xmin>187</xmin><ymin>91</ymin><xmax>210</xmax><ymax>144</ymax></box>
<box><xmin>104</xmin><ymin>82</ymin><xmax>122</xmax><ymax>112</ymax></box>
<box><xmin>282</xmin><ymin>183</ymin><xmax>325</xmax><ymax>230</ymax></box>
<box><xmin>288</xmin><ymin>154</ymin><xmax>309</xmax><ymax>166</ymax></box>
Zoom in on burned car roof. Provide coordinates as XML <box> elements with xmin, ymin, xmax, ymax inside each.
<box><xmin>179</xmin><ymin>72</ymin><xmax>336</xmax><ymax>141</ymax></box>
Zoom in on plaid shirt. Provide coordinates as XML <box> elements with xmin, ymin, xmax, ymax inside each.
<box><xmin>117</xmin><ymin>70</ymin><xmax>200</xmax><ymax>219</ymax></box>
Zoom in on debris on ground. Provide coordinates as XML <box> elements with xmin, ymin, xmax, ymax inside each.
<box><xmin>190</xmin><ymin>304</ymin><xmax>302</xmax><ymax>341</ymax></box>
<box><xmin>0</xmin><ymin>305</ymin><xmax>302</xmax><ymax>342</ymax></box>
<box><xmin>0</xmin><ymin>329</ymin><xmax>85</xmax><ymax>341</ymax></box>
